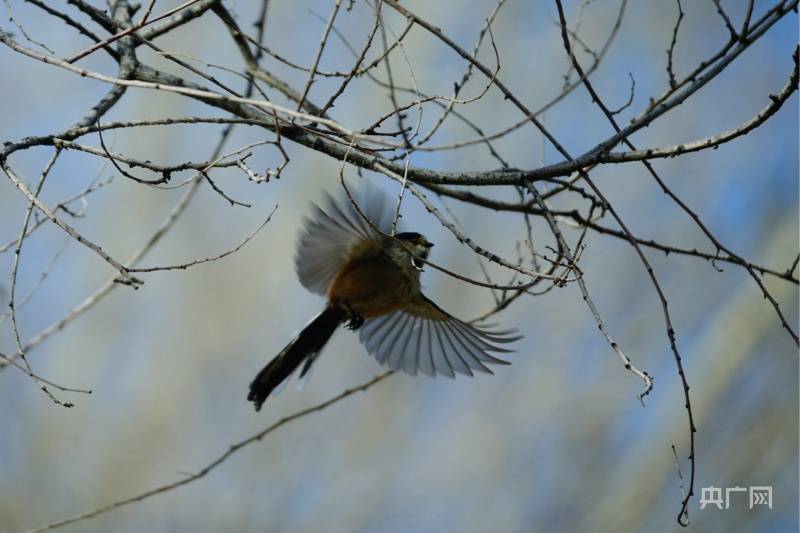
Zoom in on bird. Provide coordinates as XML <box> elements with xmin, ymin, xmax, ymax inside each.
<box><xmin>247</xmin><ymin>184</ymin><xmax>521</xmax><ymax>411</ymax></box>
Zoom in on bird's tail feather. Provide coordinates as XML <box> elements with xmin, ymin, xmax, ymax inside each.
<box><xmin>247</xmin><ymin>306</ymin><xmax>344</xmax><ymax>411</ymax></box>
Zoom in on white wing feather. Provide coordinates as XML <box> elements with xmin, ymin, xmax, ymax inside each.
<box><xmin>358</xmin><ymin>301</ymin><xmax>521</xmax><ymax>378</ymax></box>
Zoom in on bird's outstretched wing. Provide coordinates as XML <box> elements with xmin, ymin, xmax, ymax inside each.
<box><xmin>295</xmin><ymin>184</ymin><xmax>394</xmax><ymax>295</ymax></box>
<box><xmin>358</xmin><ymin>294</ymin><xmax>521</xmax><ymax>377</ymax></box>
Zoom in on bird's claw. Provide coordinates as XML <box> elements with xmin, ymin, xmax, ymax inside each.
<box><xmin>345</xmin><ymin>312</ymin><xmax>364</xmax><ymax>330</ymax></box>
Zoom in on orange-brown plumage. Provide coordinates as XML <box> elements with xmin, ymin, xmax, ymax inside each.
<box><xmin>327</xmin><ymin>255</ymin><xmax>414</xmax><ymax>318</ymax></box>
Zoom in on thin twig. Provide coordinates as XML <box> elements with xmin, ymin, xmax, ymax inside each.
<box><xmin>129</xmin><ymin>207</ymin><xmax>277</xmax><ymax>273</ymax></box>
<box><xmin>666</xmin><ymin>0</ymin><xmax>684</xmax><ymax>88</ymax></box>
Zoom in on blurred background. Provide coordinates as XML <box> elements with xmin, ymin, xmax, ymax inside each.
<box><xmin>0</xmin><ymin>1</ymin><xmax>797</xmax><ymax>532</ymax></box>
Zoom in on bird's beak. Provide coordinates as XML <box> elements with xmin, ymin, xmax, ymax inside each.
<box><xmin>424</xmin><ymin>242</ymin><xmax>434</xmax><ymax>248</ymax></box>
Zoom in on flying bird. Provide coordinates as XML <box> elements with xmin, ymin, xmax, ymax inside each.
<box><xmin>247</xmin><ymin>185</ymin><xmax>520</xmax><ymax>411</ymax></box>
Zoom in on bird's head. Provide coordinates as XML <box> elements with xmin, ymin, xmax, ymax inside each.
<box><xmin>395</xmin><ymin>231</ymin><xmax>434</xmax><ymax>268</ymax></box>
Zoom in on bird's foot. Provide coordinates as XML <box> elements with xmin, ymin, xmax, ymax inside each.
<box><xmin>345</xmin><ymin>312</ymin><xmax>364</xmax><ymax>330</ymax></box>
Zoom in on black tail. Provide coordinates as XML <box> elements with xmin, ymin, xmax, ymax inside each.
<box><xmin>247</xmin><ymin>306</ymin><xmax>344</xmax><ymax>411</ymax></box>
